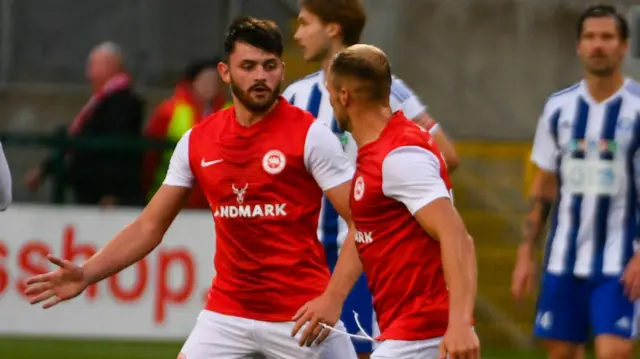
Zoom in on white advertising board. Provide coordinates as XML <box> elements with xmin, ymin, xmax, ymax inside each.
<box><xmin>0</xmin><ymin>204</ymin><xmax>215</xmax><ymax>339</ymax></box>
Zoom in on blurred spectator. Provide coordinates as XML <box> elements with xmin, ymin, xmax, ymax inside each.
<box><xmin>24</xmin><ymin>41</ymin><xmax>145</xmax><ymax>207</ymax></box>
<box><xmin>0</xmin><ymin>141</ymin><xmax>11</xmax><ymax>211</ymax></box>
<box><xmin>143</xmin><ymin>58</ymin><xmax>227</xmax><ymax>208</ymax></box>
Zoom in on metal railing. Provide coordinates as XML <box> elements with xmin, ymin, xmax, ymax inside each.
<box><xmin>0</xmin><ymin>130</ymin><xmax>175</xmax><ymax>204</ymax></box>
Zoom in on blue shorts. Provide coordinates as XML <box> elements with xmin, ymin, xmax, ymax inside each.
<box><xmin>534</xmin><ymin>272</ymin><xmax>640</xmax><ymax>343</ymax></box>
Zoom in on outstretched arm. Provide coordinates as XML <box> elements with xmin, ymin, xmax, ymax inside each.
<box><xmin>83</xmin><ymin>185</ymin><xmax>191</xmax><ymax>283</ymax></box>
<box><xmin>26</xmin><ymin>131</ymin><xmax>196</xmax><ymax>307</ymax></box>
<box><xmin>84</xmin><ymin>128</ymin><xmax>195</xmax><ymax>283</ymax></box>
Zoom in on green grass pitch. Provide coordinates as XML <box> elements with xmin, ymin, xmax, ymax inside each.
<box><xmin>0</xmin><ymin>336</ymin><xmax>600</xmax><ymax>359</ymax></box>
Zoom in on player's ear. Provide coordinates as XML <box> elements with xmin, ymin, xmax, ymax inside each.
<box><xmin>218</xmin><ymin>61</ymin><xmax>231</xmax><ymax>85</ymax></box>
<box><xmin>339</xmin><ymin>88</ymin><xmax>349</xmax><ymax>107</ymax></box>
<box><xmin>325</xmin><ymin>22</ymin><xmax>341</xmax><ymax>40</ymax></box>
<box><xmin>620</xmin><ymin>38</ymin><xmax>629</xmax><ymax>55</ymax></box>
<box><xmin>281</xmin><ymin>61</ymin><xmax>286</xmax><ymax>82</ymax></box>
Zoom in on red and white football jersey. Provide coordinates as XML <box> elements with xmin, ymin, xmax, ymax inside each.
<box><xmin>164</xmin><ymin>97</ymin><xmax>354</xmax><ymax>321</ymax></box>
<box><xmin>350</xmin><ymin>111</ymin><xmax>452</xmax><ymax>341</ymax></box>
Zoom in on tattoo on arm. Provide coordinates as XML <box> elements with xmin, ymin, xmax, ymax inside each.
<box><xmin>528</xmin><ymin>196</ymin><xmax>552</xmax><ymax>219</ymax></box>
<box><xmin>522</xmin><ymin>196</ymin><xmax>553</xmax><ymax>246</ymax></box>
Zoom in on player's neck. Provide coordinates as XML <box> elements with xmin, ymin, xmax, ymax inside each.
<box><xmin>233</xmin><ymin>99</ymin><xmax>279</xmax><ymax>127</ymax></box>
<box><xmin>351</xmin><ymin>106</ymin><xmax>394</xmax><ymax>148</ymax></box>
<box><xmin>584</xmin><ymin>71</ymin><xmax>626</xmax><ymax>103</ymax></box>
<box><xmin>321</xmin><ymin>42</ymin><xmax>347</xmax><ymax>75</ymax></box>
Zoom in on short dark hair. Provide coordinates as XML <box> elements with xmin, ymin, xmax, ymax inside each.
<box><xmin>577</xmin><ymin>5</ymin><xmax>629</xmax><ymax>40</ymax></box>
<box><xmin>330</xmin><ymin>45</ymin><xmax>391</xmax><ymax>102</ymax></box>
<box><xmin>223</xmin><ymin>16</ymin><xmax>283</xmax><ymax>60</ymax></box>
<box><xmin>300</xmin><ymin>0</ymin><xmax>366</xmax><ymax>46</ymax></box>
<box><xmin>182</xmin><ymin>58</ymin><xmax>219</xmax><ymax>82</ymax></box>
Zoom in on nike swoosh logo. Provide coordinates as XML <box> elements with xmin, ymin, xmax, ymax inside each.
<box><xmin>201</xmin><ymin>159</ymin><xmax>223</xmax><ymax>167</ymax></box>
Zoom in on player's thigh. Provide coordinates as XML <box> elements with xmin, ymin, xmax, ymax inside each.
<box><xmin>371</xmin><ymin>337</ymin><xmax>442</xmax><ymax>359</ymax></box>
<box><xmin>593</xmin><ymin>335</ymin><xmax>635</xmax><ymax>359</ymax></box>
<box><xmin>541</xmin><ymin>340</ymin><xmax>585</xmax><ymax>359</ymax></box>
<box><xmin>590</xmin><ymin>277</ymin><xmax>638</xmax><ymax>359</ymax></box>
<box><xmin>534</xmin><ymin>273</ymin><xmax>590</xmax><ymax>344</ymax></box>
<box><xmin>257</xmin><ymin>320</ymin><xmax>358</xmax><ymax>359</ymax></box>
<box><xmin>179</xmin><ymin>310</ymin><xmax>260</xmax><ymax>359</ymax></box>
<box><xmin>342</xmin><ymin>274</ymin><xmax>375</xmax><ymax>354</ymax></box>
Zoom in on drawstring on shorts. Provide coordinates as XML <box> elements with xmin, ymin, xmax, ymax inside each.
<box><xmin>320</xmin><ymin>310</ymin><xmax>377</xmax><ymax>343</ymax></box>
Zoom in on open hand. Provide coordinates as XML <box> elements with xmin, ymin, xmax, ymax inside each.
<box><xmin>24</xmin><ymin>254</ymin><xmax>89</xmax><ymax>309</ymax></box>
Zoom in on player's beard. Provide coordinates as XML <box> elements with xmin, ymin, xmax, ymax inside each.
<box><xmin>230</xmin><ymin>79</ymin><xmax>281</xmax><ymax>113</ymax></box>
<box><xmin>586</xmin><ymin>61</ymin><xmax>617</xmax><ymax>77</ymax></box>
<box><xmin>585</xmin><ymin>51</ymin><xmax>619</xmax><ymax>77</ymax></box>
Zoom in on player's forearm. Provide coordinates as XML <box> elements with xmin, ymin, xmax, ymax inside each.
<box><xmin>521</xmin><ymin>196</ymin><xmax>553</xmax><ymax>251</ymax></box>
<box><xmin>82</xmin><ymin>220</ymin><xmax>164</xmax><ymax>284</ymax></box>
<box><xmin>414</xmin><ymin>114</ymin><xmax>460</xmax><ymax>173</ymax></box>
<box><xmin>432</xmin><ymin>130</ymin><xmax>460</xmax><ymax>173</ymax></box>
<box><xmin>324</xmin><ymin>233</ymin><xmax>362</xmax><ymax>303</ymax></box>
<box><xmin>521</xmin><ymin>170</ymin><xmax>556</xmax><ymax>253</ymax></box>
<box><xmin>440</xmin><ymin>232</ymin><xmax>477</xmax><ymax>325</ymax></box>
